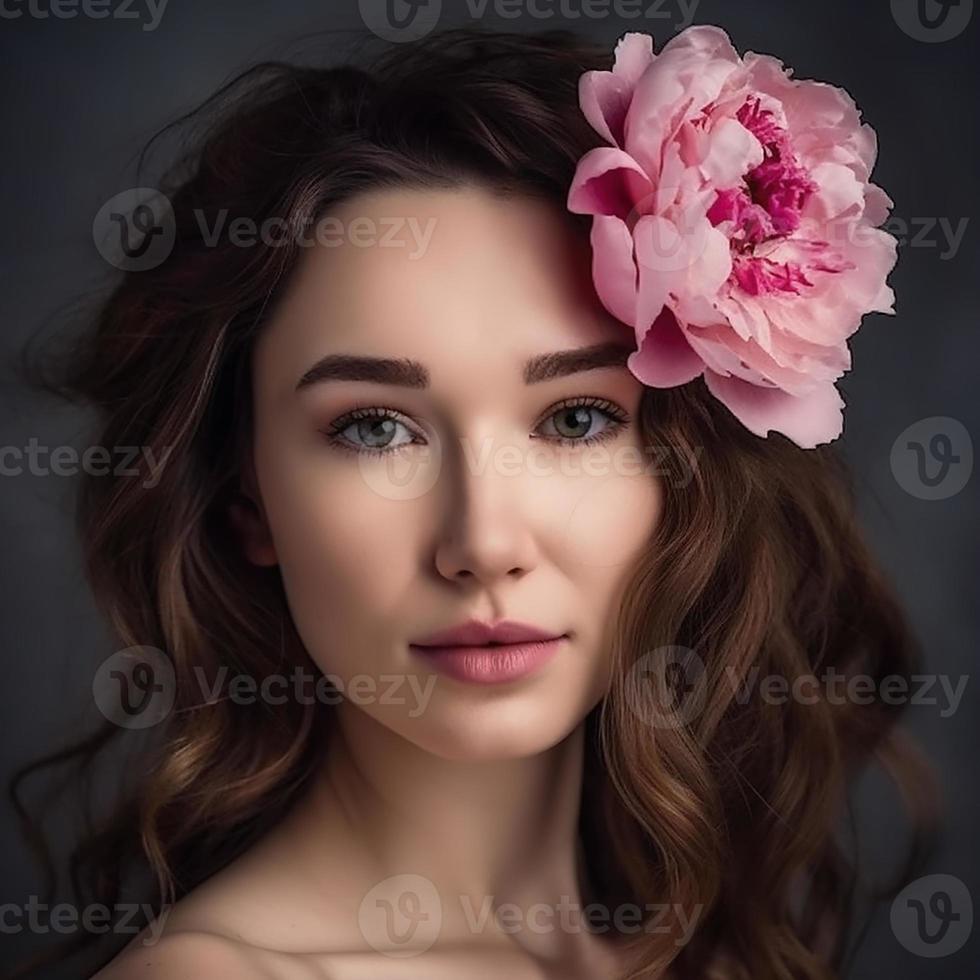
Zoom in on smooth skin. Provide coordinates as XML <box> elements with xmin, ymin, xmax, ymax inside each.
<box><xmin>94</xmin><ymin>185</ymin><xmax>663</xmax><ymax>979</ymax></box>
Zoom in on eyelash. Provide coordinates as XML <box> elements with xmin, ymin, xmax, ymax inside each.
<box><xmin>321</xmin><ymin>397</ymin><xmax>631</xmax><ymax>458</ymax></box>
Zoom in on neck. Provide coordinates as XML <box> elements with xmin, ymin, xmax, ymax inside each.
<box><xmin>290</xmin><ymin>702</ymin><xmax>597</xmax><ymax>955</ymax></box>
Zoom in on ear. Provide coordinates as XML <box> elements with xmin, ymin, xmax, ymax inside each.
<box><xmin>228</xmin><ymin>460</ymin><xmax>278</xmax><ymax>567</ymax></box>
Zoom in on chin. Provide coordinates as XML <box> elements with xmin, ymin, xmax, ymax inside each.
<box><xmin>392</xmin><ymin>699</ymin><xmax>589</xmax><ymax>762</ymax></box>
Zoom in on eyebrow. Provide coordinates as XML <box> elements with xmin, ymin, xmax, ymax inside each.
<box><xmin>295</xmin><ymin>340</ymin><xmax>633</xmax><ymax>391</ymax></box>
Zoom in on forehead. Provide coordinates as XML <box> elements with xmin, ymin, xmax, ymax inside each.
<box><xmin>254</xmin><ymin>184</ymin><xmax>627</xmax><ymax>395</ymax></box>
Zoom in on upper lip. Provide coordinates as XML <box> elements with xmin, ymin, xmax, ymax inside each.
<box><xmin>410</xmin><ymin>619</ymin><xmax>566</xmax><ymax>648</ymax></box>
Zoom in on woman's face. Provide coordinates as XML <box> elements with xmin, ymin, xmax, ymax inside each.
<box><xmin>238</xmin><ymin>184</ymin><xmax>663</xmax><ymax>761</ymax></box>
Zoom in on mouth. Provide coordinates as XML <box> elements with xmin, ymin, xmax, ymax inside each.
<box><xmin>409</xmin><ymin>618</ymin><xmax>567</xmax><ymax>648</ymax></box>
<box><xmin>409</xmin><ymin>636</ymin><xmax>568</xmax><ymax>685</ymax></box>
<box><xmin>416</xmin><ymin>639</ymin><xmax>553</xmax><ymax>649</ymax></box>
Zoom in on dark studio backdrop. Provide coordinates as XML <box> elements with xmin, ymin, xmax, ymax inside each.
<box><xmin>0</xmin><ymin>1</ymin><xmax>977</xmax><ymax>977</ymax></box>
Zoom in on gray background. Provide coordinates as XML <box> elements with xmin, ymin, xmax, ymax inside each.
<box><xmin>1</xmin><ymin>0</ymin><xmax>977</xmax><ymax>976</ymax></box>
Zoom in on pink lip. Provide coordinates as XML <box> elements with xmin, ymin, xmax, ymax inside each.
<box><xmin>410</xmin><ymin>637</ymin><xmax>566</xmax><ymax>685</ymax></box>
<box><xmin>410</xmin><ymin>618</ymin><xmax>564</xmax><ymax>648</ymax></box>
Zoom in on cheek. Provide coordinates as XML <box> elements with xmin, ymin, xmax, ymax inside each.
<box><xmin>546</xmin><ymin>458</ymin><xmax>663</xmax><ymax>576</ymax></box>
<box><xmin>256</xmin><ymin>451</ymin><xmax>420</xmax><ymax>669</ymax></box>
<box><xmin>544</xmin><ymin>462</ymin><xmax>662</xmax><ymax>669</ymax></box>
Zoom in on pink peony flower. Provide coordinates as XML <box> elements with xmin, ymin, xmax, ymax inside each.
<box><xmin>567</xmin><ymin>27</ymin><xmax>898</xmax><ymax>448</ymax></box>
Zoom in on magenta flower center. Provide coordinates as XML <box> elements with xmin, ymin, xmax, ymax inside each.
<box><xmin>707</xmin><ymin>96</ymin><xmax>823</xmax><ymax>296</ymax></box>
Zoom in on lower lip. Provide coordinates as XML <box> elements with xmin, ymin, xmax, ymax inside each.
<box><xmin>409</xmin><ymin>637</ymin><xmax>566</xmax><ymax>685</ymax></box>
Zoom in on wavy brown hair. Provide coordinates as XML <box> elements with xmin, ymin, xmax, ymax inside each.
<box><xmin>8</xmin><ymin>24</ymin><xmax>940</xmax><ymax>980</ymax></box>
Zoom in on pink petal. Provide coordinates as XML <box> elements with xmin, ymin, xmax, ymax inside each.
<box><xmin>579</xmin><ymin>32</ymin><xmax>654</xmax><ymax>146</ymax></box>
<box><xmin>579</xmin><ymin>74</ymin><xmax>628</xmax><ymax>147</ymax></box>
<box><xmin>700</xmin><ymin>117</ymin><xmax>764</xmax><ymax>189</ymax></box>
<box><xmin>633</xmin><ymin>214</ymin><xmax>685</xmax><ymax>330</ymax></box>
<box><xmin>628</xmin><ymin>308</ymin><xmax>705</xmax><ymax>387</ymax></box>
<box><xmin>863</xmin><ymin>183</ymin><xmax>893</xmax><ymax>226</ymax></box>
<box><xmin>635</xmin><ymin>218</ymin><xmax>731</xmax><ymax>334</ymax></box>
<box><xmin>810</xmin><ymin>226</ymin><xmax>898</xmax><ymax>324</ymax></box>
<box><xmin>870</xmin><ymin>279</ymin><xmax>896</xmax><ymax>315</ymax></box>
<box><xmin>567</xmin><ymin>146</ymin><xmax>653</xmax><ymax>219</ymax></box>
<box><xmin>685</xmin><ymin>223</ymin><xmax>733</xmax><ymax>301</ymax></box>
<box><xmin>625</xmin><ymin>31</ymin><xmax>742</xmax><ymax>174</ymax></box>
<box><xmin>613</xmin><ymin>32</ymin><xmax>656</xmax><ymax>86</ymax></box>
<box><xmin>703</xmin><ymin>370</ymin><xmax>845</xmax><ymax>448</ymax></box>
<box><xmin>698</xmin><ymin>312</ymin><xmax>842</xmax><ymax>394</ymax></box>
<box><xmin>589</xmin><ymin>214</ymin><xmax>638</xmax><ymax>327</ymax></box>
<box><xmin>685</xmin><ymin>325</ymin><xmax>768</xmax><ymax>380</ymax></box>
<box><xmin>805</xmin><ymin>162</ymin><xmax>865</xmax><ymax>222</ymax></box>
<box><xmin>660</xmin><ymin>24</ymin><xmax>741</xmax><ymax>61</ymax></box>
<box><xmin>854</xmin><ymin>122</ymin><xmax>879</xmax><ymax>174</ymax></box>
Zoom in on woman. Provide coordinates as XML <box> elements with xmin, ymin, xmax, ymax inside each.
<box><xmin>10</xmin><ymin>24</ymin><xmax>937</xmax><ymax>980</ymax></box>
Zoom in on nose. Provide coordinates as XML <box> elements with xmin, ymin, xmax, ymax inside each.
<box><xmin>432</xmin><ymin>442</ymin><xmax>540</xmax><ymax>586</ymax></box>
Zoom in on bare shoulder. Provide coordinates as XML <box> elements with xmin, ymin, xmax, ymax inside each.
<box><xmin>86</xmin><ymin>814</ymin><xmax>361</xmax><ymax>978</ymax></box>
<box><xmin>90</xmin><ymin>930</ymin><xmax>299</xmax><ymax>980</ymax></box>
<box><xmin>86</xmin><ymin>852</ymin><xmax>349</xmax><ymax>979</ymax></box>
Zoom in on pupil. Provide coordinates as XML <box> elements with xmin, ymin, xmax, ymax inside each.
<box><xmin>359</xmin><ymin>419</ymin><xmax>394</xmax><ymax>447</ymax></box>
<box><xmin>556</xmin><ymin>407</ymin><xmax>591</xmax><ymax>438</ymax></box>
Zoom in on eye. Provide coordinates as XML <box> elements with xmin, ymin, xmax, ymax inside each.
<box><xmin>533</xmin><ymin>397</ymin><xmax>629</xmax><ymax>447</ymax></box>
<box><xmin>324</xmin><ymin>406</ymin><xmax>422</xmax><ymax>457</ymax></box>
<box><xmin>322</xmin><ymin>397</ymin><xmax>630</xmax><ymax>457</ymax></box>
